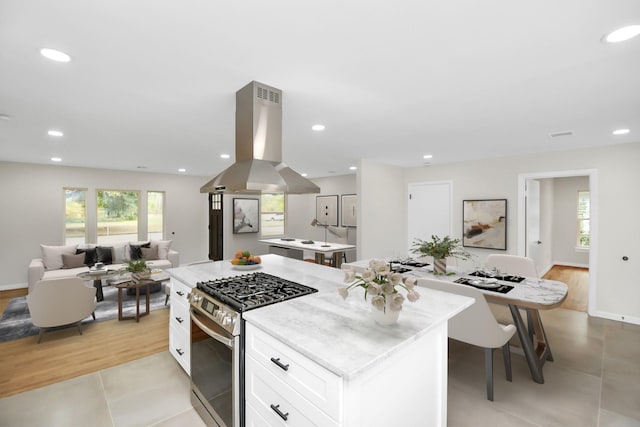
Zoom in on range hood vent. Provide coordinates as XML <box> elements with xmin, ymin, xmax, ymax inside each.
<box><xmin>201</xmin><ymin>81</ymin><xmax>320</xmax><ymax>194</ymax></box>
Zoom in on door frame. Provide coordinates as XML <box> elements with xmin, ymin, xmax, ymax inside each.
<box><xmin>517</xmin><ymin>169</ymin><xmax>598</xmax><ymax>316</ymax></box>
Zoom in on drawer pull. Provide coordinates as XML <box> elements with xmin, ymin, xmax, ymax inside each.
<box><xmin>176</xmin><ymin>348</ymin><xmax>184</xmax><ymax>356</ymax></box>
<box><xmin>175</xmin><ymin>316</ymin><xmax>184</xmax><ymax>323</ymax></box>
<box><xmin>176</xmin><ymin>291</ymin><xmax>185</xmax><ymax>296</ymax></box>
<box><xmin>270</xmin><ymin>404</ymin><xmax>289</xmax><ymax>421</ymax></box>
<box><xmin>270</xmin><ymin>357</ymin><xmax>289</xmax><ymax>371</ymax></box>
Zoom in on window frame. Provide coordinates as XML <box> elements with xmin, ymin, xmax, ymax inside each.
<box><xmin>260</xmin><ymin>193</ymin><xmax>286</xmax><ymax>237</ymax></box>
<box><xmin>96</xmin><ymin>189</ymin><xmax>141</xmax><ymax>244</ymax></box>
<box><xmin>64</xmin><ymin>187</ymin><xmax>88</xmax><ymax>245</ymax></box>
<box><xmin>147</xmin><ymin>190</ymin><xmax>165</xmax><ymax>240</ymax></box>
<box><xmin>576</xmin><ymin>190</ymin><xmax>590</xmax><ymax>249</ymax></box>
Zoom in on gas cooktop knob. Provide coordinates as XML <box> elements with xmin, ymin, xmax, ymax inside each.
<box><xmin>191</xmin><ymin>294</ymin><xmax>201</xmax><ymax>303</ymax></box>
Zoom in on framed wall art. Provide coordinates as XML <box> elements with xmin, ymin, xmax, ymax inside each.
<box><xmin>462</xmin><ymin>199</ymin><xmax>507</xmax><ymax>250</ymax></box>
<box><xmin>341</xmin><ymin>194</ymin><xmax>357</xmax><ymax>227</ymax></box>
<box><xmin>315</xmin><ymin>195</ymin><xmax>338</xmax><ymax>227</ymax></box>
<box><xmin>233</xmin><ymin>198</ymin><xmax>259</xmax><ymax>234</ymax></box>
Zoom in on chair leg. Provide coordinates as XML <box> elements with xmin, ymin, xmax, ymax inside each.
<box><xmin>92</xmin><ymin>311</ymin><xmax>96</xmax><ymax>320</ymax></box>
<box><xmin>77</xmin><ymin>321</ymin><xmax>83</xmax><ymax>336</ymax></box>
<box><xmin>484</xmin><ymin>347</ymin><xmax>494</xmax><ymax>401</ymax></box>
<box><xmin>37</xmin><ymin>328</ymin><xmax>45</xmax><ymax>344</ymax></box>
<box><xmin>502</xmin><ymin>342</ymin><xmax>512</xmax><ymax>382</ymax></box>
<box><xmin>164</xmin><ymin>294</ymin><xmax>170</xmax><ymax>306</ymax></box>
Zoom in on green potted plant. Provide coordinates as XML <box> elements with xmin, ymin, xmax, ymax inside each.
<box><xmin>122</xmin><ymin>258</ymin><xmax>151</xmax><ymax>283</ymax></box>
<box><xmin>411</xmin><ymin>235</ymin><xmax>472</xmax><ymax>275</ymax></box>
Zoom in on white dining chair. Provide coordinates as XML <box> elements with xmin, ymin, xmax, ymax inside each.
<box><xmin>417</xmin><ymin>278</ymin><xmax>516</xmax><ymax>401</ymax></box>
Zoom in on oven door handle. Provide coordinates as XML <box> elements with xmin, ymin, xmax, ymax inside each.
<box><xmin>190</xmin><ymin>309</ymin><xmax>235</xmax><ymax>348</ymax></box>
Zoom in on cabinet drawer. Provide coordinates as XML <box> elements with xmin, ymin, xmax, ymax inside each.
<box><xmin>246</xmin><ymin>324</ymin><xmax>341</xmax><ymax>421</ymax></box>
<box><xmin>170</xmin><ymin>278</ymin><xmax>191</xmax><ymax>304</ymax></box>
<box><xmin>246</xmin><ymin>355</ymin><xmax>339</xmax><ymax>427</ymax></box>
<box><xmin>169</xmin><ymin>298</ymin><xmax>189</xmax><ymax>335</ymax></box>
<box><xmin>169</xmin><ymin>324</ymin><xmax>190</xmax><ymax>375</ymax></box>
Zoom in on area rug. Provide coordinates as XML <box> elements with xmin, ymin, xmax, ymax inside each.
<box><xmin>0</xmin><ymin>284</ymin><xmax>169</xmax><ymax>343</ymax></box>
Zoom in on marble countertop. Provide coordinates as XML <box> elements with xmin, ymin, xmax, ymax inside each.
<box><xmin>259</xmin><ymin>237</ymin><xmax>356</xmax><ymax>254</ymax></box>
<box><xmin>341</xmin><ymin>259</ymin><xmax>568</xmax><ymax>309</ymax></box>
<box><xmin>167</xmin><ymin>254</ymin><xmax>473</xmax><ymax>380</ymax></box>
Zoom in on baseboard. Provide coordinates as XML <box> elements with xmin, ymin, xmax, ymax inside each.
<box><xmin>0</xmin><ymin>283</ymin><xmax>28</xmax><ymax>291</ymax></box>
<box><xmin>590</xmin><ymin>310</ymin><xmax>640</xmax><ymax>326</ymax></box>
<box><xmin>552</xmin><ymin>261</ymin><xmax>590</xmax><ymax>269</ymax></box>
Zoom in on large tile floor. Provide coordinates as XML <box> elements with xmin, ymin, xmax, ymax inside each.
<box><xmin>1</xmin><ymin>308</ymin><xmax>639</xmax><ymax>426</ymax></box>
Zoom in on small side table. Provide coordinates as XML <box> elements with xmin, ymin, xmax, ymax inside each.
<box><xmin>116</xmin><ymin>279</ymin><xmax>162</xmax><ymax>322</ymax></box>
<box><xmin>77</xmin><ymin>269</ymin><xmax>120</xmax><ymax>302</ymax></box>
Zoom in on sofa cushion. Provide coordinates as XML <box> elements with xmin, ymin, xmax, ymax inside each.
<box><xmin>76</xmin><ymin>247</ymin><xmax>98</xmax><ymax>266</ymax></box>
<box><xmin>147</xmin><ymin>259</ymin><xmax>172</xmax><ymax>270</ymax></box>
<box><xmin>43</xmin><ymin>266</ymin><xmax>89</xmax><ymax>281</ymax></box>
<box><xmin>62</xmin><ymin>253</ymin><xmax>86</xmax><ymax>269</ymax></box>
<box><xmin>112</xmin><ymin>243</ymin><xmax>127</xmax><ymax>263</ymax></box>
<box><xmin>150</xmin><ymin>240</ymin><xmax>172</xmax><ymax>260</ymax></box>
<box><xmin>41</xmin><ymin>244</ymin><xmax>78</xmax><ymax>270</ymax></box>
<box><xmin>96</xmin><ymin>246</ymin><xmax>113</xmax><ymax>264</ymax></box>
<box><xmin>141</xmin><ymin>246</ymin><xmax>159</xmax><ymax>261</ymax></box>
<box><xmin>129</xmin><ymin>242</ymin><xmax>150</xmax><ymax>260</ymax></box>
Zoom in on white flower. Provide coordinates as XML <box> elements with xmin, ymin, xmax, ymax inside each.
<box><xmin>404</xmin><ymin>277</ymin><xmax>416</xmax><ymax>290</ymax></box>
<box><xmin>374</xmin><ymin>263</ymin><xmax>391</xmax><ymax>276</ymax></box>
<box><xmin>407</xmin><ymin>289</ymin><xmax>420</xmax><ymax>302</ymax></box>
<box><xmin>390</xmin><ymin>293</ymin><xmax>405</xmax><ymax>311</ymax></box>
<box><xmin>362</xmin><ymin>269</ymin><xmax>376</xmax><ymax>282</ymax></box>
<box><xmin>367</xmin><ymin>283</ymin><xmax>381</xmax><ymax>296</ymax></box>
<box><xmin>337</xmin><ymin>286</ymin><xmax>349</xmax><ymax>300</ymax></box>
<box><xmin>343</xmin><ymin>269</ymin><xmax>356</xmax><ymax>283</ymax></box>
<box><xmin>388</xmin><ymin>272</ymin><xmax>403</xmax><ymax>285</ymax></box>
<box><xmin>371</xmin><ymin>295</ymin><xmax>385</xmax><ymax>311</ymax></box>
<box><xmin>381</xmin><ymin>282</ymin><xmax>395</xmax><ymax>294</ymax></box>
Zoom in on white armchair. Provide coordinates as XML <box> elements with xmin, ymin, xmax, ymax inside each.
<box><xmin>417</xmin><ymin>278</ymin><xmax>516</xmax><ymax>401</ymax></box>
<box><xmin>26</xmin><ymin>278</ymin><xmax>97</xmax><ymax>343</ymax></box>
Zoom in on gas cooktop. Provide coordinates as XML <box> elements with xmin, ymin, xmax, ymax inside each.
<box><xmin>196</xmin><ymin>272</ymin><xmax>318</xmax><ymax>312</ymax></box>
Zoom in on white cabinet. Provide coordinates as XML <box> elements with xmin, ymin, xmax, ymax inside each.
<box><xmin>168</xmin><ymin>278</ymin><xmax>191</xmax><ymax>374</ymax></box>
<box><xmin>245</xmin><ymin>321</ymin><xmax>449</xmax><ymax>427</ymax></box>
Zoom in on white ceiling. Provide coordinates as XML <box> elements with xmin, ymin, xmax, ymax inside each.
<box><xmin>1</xmin><ymin>1</ymin><xmax>639</xmax><ymax>179</ymax></box>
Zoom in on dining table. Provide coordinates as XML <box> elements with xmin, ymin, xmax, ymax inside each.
<box><xmin>341</xmin><ymin>258</ymin><xmax>568</xmax><ymax>384</ymax></box>
<box><xmin>259</xmin><ymin>237</ymin><xmax>356</xmax><ymax>268</ymax></box>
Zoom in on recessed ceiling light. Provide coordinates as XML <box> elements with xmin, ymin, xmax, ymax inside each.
<box><xmin>51</xmin><ymin>157</ymin><xmax>62</xmax><ymax>162</ymax></box>
<box><xmin>48</xmin><ymin>130</ymin><xmax>64</xmax><ymax>137</ymax></box>
<box><xmin>40</xmin><ymin>48</ymin><xmax>71</xmax><ymax>62</ymax></box>
<box><xmin>612</xmin><ymin>128</ymin><xmax>630</xmax><ymax>135</ymax></box>
<box><xmin>603</xmin><ymin>25</ymin><xmax>640</xmax><ymax>43</ymax></box>
<box><xmin>423</xmin><ymin>154</ymin><xmax>433</xmax><ymax>159</ymax></box>
<box><xmin>178</xmin><ymin>168</ymin><xmax>186</xmax><ymax>172</ymax></box>
<box><xmin>301</xmin><ymin>173</ymin><xmax>308</xmax><ymax>177</ymax></box>
<box><xmin>220</xmin><ymin>154</ymin><xmax>230</xmax><ymax>159</ymax></box>
<box><xmin>349</xmin><ymin>166</ymin><xmax>357</xmax><ymax>171</ymax></box>
<box><xmin>312</xmin><ymin>124</ymin><xmax>325</xmax><ymax>131</ymax></box>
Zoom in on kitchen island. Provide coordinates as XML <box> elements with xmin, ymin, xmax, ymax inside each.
<box><xmin>167</xmin><ymin>254</ymin><xmax>472</xmax><ymax>426</ymax></box>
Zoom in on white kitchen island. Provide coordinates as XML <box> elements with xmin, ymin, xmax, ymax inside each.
<box><xmin>167</xmin><ymin>255</ymin><xmax>472</xmax><ymax>427</ymax></box>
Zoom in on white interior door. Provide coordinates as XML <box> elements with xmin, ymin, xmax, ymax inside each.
<box><xmin>525</xmin><ymin>179</ymin><xmax>542</xmax><ymax>265</ymax></box>
<box><xmin>408</xmin><ymin>182</ymin><xmax>451</xmax><ymax>256</ymax></box>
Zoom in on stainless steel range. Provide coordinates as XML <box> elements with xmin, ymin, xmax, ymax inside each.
<box><xmin>189</xmin><ymin>272</ymin><xmax>317</xmax><ymax>427</ymax></box>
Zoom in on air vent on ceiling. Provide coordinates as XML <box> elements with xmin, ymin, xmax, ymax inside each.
<box><xmin>549</xmin><ymin>130</ymin><xmax>573</xmax><ymax>138</ymax></box>
<box><xmin>257</xmin><ymin>86</ymin><xmax>280</xmax><ymax>104</ymax></box>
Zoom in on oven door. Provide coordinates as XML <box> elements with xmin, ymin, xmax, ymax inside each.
<box><xmin>190</xmin><ymin>307</ymin><xmax>240</xmax><ymax>427</ymax></box>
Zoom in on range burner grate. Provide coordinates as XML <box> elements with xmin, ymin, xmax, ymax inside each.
<box><xmin>197</xmin><ymin>272</ymin><xmax>317</xmax><ymax>312</ymax></box>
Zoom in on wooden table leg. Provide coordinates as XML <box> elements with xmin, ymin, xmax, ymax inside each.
<box><xmin>117</xmin><ymin>287</ymin><xmax>123</xmax><ymax>320</ymax></box>
<box><xmin>135</xmin><ymin>286</ymin><xmax>140</xmax><ymax>322</ymax></box>
<box><xmin>315</xmin><ymin>253</ymin><xmax>326</xmax><ymax>265</ymax></box>
<box><xmin>334</xmin><ymin>251</ymin><xmax>345</xmax><ymax>268</ymax></box>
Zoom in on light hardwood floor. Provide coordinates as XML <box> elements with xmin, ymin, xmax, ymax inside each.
<box><xmin>0</xmin><ymin>293</ymin><xmax>169</xmax><ymax>398</ymax></box>
<box><xmin>543</xmin><ymin>265</ymin><xmax>589</xmax><ymax>312</ymax></box>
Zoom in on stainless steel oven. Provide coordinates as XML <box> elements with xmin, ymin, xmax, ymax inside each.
<box><xmin>189</xmin><ymin>272</ymin><xmax>317</xmax><ymax>427</ymax></box>
<box><xmin>190</xmin><ymin>294</ymin><xmax>240</xmax><ymax>427</ymax></box>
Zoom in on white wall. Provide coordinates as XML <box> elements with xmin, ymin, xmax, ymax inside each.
<box><xmin>0</xmin><ymin>161</ymin><xmax>209</xmax><ymax>288</ymax></box>
<box><xmin>548</xmin><ymin>176</ymin><xmax>590</xmax><ymax>267</ymax></box>
<box><xmin>358</xmin><ymin>142</ymin><xmax>639</xmax><ymax>323</ymax></box>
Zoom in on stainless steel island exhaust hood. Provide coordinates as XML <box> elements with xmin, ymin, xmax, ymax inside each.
<box><xmin>200</xmin><ymin>81</ymin><xmax>320</xmax><ymax>194</ymax></box>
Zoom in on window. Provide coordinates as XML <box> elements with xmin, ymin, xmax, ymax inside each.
<box><xmin>64</xmin><ymin>188</ymin><xmax>87</xmax><ymax>245</ymax></box>
<box><xmin>147</xmin><ymin>191</ymin><xmax>165</xmax><ymax>240</ymax></box>
<box><xmin>97</xmin><ymin>190</ymin><xmax>139</xmax><ymax>244</ymax></box>
<box><xmin>577</xmin><ymin>190</ymin><xmax>590</xmax><ymax>248</ymax></box>
<box><xmin>261</xmin><ymin>193</ymin><xmax>285</xmax><ymax>237</ymax></box>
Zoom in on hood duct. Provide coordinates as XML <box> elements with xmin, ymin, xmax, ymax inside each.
<box><xmin>200</xmin><ymin>81</ymin><xmax>320</xmax><ymax>194</ymax></box>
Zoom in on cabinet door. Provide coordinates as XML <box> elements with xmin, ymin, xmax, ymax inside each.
<box><xmin>169</xmin><ymin>324</ymin><xmax>190</xmax><ymax>374</ymax></box>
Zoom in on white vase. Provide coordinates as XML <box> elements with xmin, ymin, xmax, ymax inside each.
<box><xmin>371</xmin><ymin>297</ymin><xmax>401</xmax><ymax>325</ymax></box>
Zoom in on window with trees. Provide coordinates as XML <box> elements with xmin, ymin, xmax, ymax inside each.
<box><xmin>261</xmin><ymin>193</ymin><xmax>285</xmax><ymax>237</ymax></box>
<box><xmin>97</xmin><ymin>190</ymin><xmax>140</xmax><ymax>244</ymax></box>
<box><xmin>147</xmin><ymin>191</ymin><xmax>165</xmax><ymax>240</ymax></box>
<box><xmin>577</xmin><ymin>190</ymin><xmax>590</xmax><ymax>248</ymax></box>
<box><xmin>64</xmin><ymin>188</ymin><xmax>87</xmax><ymax>245</ymax></box>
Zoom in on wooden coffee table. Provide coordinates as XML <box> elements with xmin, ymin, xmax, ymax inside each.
<box><xmin>116</xmin><ymin>278</ymin><xmax>164</xmax><ymax>322</ymax></box>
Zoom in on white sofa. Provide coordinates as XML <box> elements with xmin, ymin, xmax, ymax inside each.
<box><xmin>28</xmin><ymin>241</ymin><xmax>179</xmax><ymax>292</ymax></box>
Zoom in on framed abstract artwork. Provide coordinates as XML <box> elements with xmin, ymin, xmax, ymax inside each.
<box><xmin>462</xmin><ymin>199</ymin><xmax>507</xmax><ymax>250</ymax></box>
<box><xmin>233</xmin><ymin>198</ymin><xmax>259</xmax><ymax>234</ymax></box>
